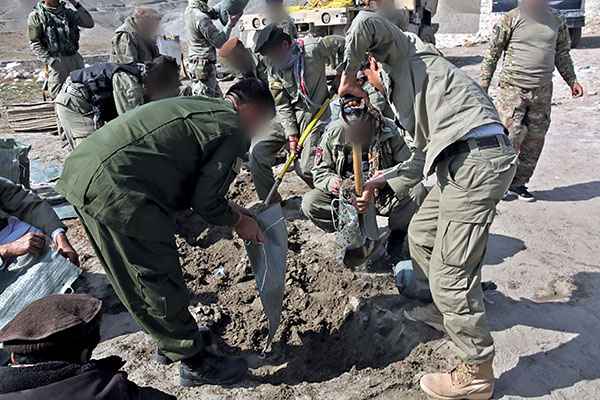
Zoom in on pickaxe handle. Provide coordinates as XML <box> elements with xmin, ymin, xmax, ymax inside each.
<box><xmin>352</xmin><ymin>142</ymin><xmax>363</xmax><ymax>196</ymax></box>
<box><xmin>264</xmin><ymin>87</ymin><xmax>336</xmax><ymax>206</ymax></box>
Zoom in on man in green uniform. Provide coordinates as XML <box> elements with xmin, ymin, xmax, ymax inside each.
<box><xmin>302</xmin><ymin>106</ymin><xmax>427</xmax><ymax>262</ymax></box>
<box><xmin>184</xmin><ymin>0</ymin><xmax>242</xmax><ymax>97</ymax></box>
<box><xmin>218</xmin><ymin>37</ymin><xmax>268</xmax><ymax>83</ymax></box>
<box><xmin>479</xmin><ymin>0</ymin><xmax>583</xmax><ymax>201</ymax></box>
<box><xmin>27</xmin><ymin>0</ymin><xmax>94</xmax><ymax>99</ymax></box>
<box><xmin>251</xmin><ymin>24</ymin><xmax>344</xmax><ymax>201</ymax></box>
<box><xmin>0</xmin><ymin>177</ymin><xmax>78</xmax><ymax>267</ymax></box>
<box><xmin>110</xmin><ymin>4</ymin><xmax>162</xmax><ymax>64</ymax></box>
<box><xmin>56</xmin><ymin>56</ymin><xmax>181</xmax><ymax>149</ymax></box>
<box><xmin>338</xmin><ymin>12</ymin><xmax>516</xmax><ymax>399</ymax></box>
<box><xmin>55</xmin><ymin>79</ymin><xmax>275</xmax><ymax>386</ymax></box>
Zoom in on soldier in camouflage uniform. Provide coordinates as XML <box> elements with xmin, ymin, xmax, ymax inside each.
<box><xmin>302</xmin><ymin>108</ymin><xmax>427</xmax><ymax>262</ymax></box>
<box><xmin>184</xmin><ymin>0</ymin><xmax>242</xmax><ymax>97</ymax></box>
<box><xmin>251</xmin><ymin>25</ymin><xmax>344</xmax><ymax>201</ymax></box>
<box><xmin>110</xmin><ymin>5</ymin><xmax>161</xmax><ymax>64</ymax></box>
<box><xmin>56</xmin><ymin>56</ymin><xmax>181</xmax><ymax>149</ymax></box>
<box><xmin>27</xmin><ymin>0</ymin><xmax>94</xmax><ymax>99</ymax></box>
<box><xmin>479</xmin><ymin>0</ymin><xmax>583</xmax><ymax>201</ymax></box>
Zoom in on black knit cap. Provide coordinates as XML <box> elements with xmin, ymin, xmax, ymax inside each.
<box><xmin>0</xmin><ymin>294</ymin><xmax>102</xmax><ymax>356</ymax></box>
<box><xmin>254</xmin><ymin>24</ymin><xmax>288</xmax><ymax>55</ymax></box>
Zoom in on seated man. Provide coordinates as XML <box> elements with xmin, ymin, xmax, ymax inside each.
<box><xmin>302</xmin><ymin>104</ymin><xmax>427</xmax><ymax>263</ymax></box>
<box><xmin>55</xmin><ymin>55</ymin><xmax>181</xmax><ymax>149</ymax></box>
<box><xmin>0</xmin><ymin>294</ymin><xmax>175</xmax><ymax>399</ymax></box>
<box><xmin>110</xmin><ymin>4</ymin><xmax>162</xmax><ymax>64</ymax></box>
<box><xmin>0</xmin><ymin>177</ymin><xmax>77</xmax><ymax>267</ymax></box>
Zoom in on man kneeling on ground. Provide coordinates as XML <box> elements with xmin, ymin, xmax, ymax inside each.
<box><xmin>55</xmin><ymin>79</ymin><xmax>275</xmax><ymax>387</ymax></box>
<box><xmin>302</xmin><ymin>103</ymin><xmax>427</xmax><ymax>264</ymax></box>
<box><xmin>55</xmin><ymin>55</ymin><xmax>181</xmax><ymax>149</ymax></box>
<box><xmin>0</xmin><ymin>177</ymin><xmax>78</xmax><ymax>268</ymax></box>
<box><xmin>0</xmin><ymin>294</ymin><xmax>175</xmax><ymax>399</ymax></box>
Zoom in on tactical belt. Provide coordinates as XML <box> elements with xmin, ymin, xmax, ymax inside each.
<box><xmin>437</xmin><ymin>134</ymin><xmax>511</xmax><ymax>162</ymax></box>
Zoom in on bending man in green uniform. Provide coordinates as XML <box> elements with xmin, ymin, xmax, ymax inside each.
<box><xmin>55</xmin><ymin>79</ymin><xmax>276</xmax><ymax>387</ymax></box>
<box><xmin>479</xmin><ymin>0</ymin><xmax>583</xmax><ymax>202</ymax></box>
<box><xmin>184</xmin><ymin>0</ymin><xmax>243</xmax><ymax>97</ymax></box>
<box><xmin>27</xmin><ymin>0</ymin><xmax>94</xmax><ymax>99</ymax></box>
<box><xmin>302</xmin><ymin>106</ymin><xmax>427</xmax><ymax>263</ymax></box>
<box><xmin>56</xmin><ymin>56</ymin><xmax>181</xmax><ymax>149</ymax></box>
<box><xmin>251</xmin><ymin>24</ymin><xmax>344</xmax><ymax>201</ymax></box>
<box><xmin>338</xmin><ymin>12</ymin><xmax>516</xmax><ymax>400</ymax></box>
<box><xmin>110</xmin><ymin>4</ymin><xmax>162</xmax><ymax>64</ymax></box>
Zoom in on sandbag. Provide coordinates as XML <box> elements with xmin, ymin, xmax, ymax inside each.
<box><xmin>216</xmin><ymin>0</ymin><xmax>249</xmax><ymax>25</ymax></box>
<box><xmin>0</xmin><ymin>139</ymin><xmax>31</xmax><ymax>188</ymax></box>
<box><xmin>244</xmin><ymin>203</ymin><xmax>287</xmax><ymax>356</ymax></box>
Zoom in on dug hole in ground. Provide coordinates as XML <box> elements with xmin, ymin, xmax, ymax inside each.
<box><xmin>2</xmin><ymin>26</ymin><xmax>600</xmax><ymax>400</ymax></box>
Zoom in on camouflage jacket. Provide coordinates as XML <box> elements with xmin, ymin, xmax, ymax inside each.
<box><xmin>110</xmin><ymin>17</ymin><xmax>158</xmax><ymax>64</ymax></box>
<box><xmin>479</xmin><ymin>6</ymin><xmax>577</xmax><ymax>89</ymax></box>
<box><xmin>268</xmin><ymin>35</ymin><xmax>344</xmax><ymax>138</ymax></box>
<box><xmin>313</xmin><ymin>117</ymin><xmax>424</xmax><ymax>200</ymax></box>
<box><xmin>27</xmin><ymin>1</ymin><xmax>94</xmax><ymax>61</ymax></box>
<box><xmin>185</xmin><ymin>6</ymin><xmax>233</xmax><ymax>62</ymax></box>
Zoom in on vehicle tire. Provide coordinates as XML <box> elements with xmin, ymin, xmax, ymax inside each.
<box><xmin>419</xmin><ymin>25</ymin><xmax>436</xmax><ymax>45</ymax></box>
<box><xmin>569</xmin><ymin>27</ymin><xmax>582</xmax><ymax>48</ymax></box>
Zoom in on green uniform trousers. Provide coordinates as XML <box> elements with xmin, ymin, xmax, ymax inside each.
<box><xmin>76</xmin><ymin>209</ymin><xmax>204</xmax><ymax>362</ymax></box>
<box><xmin>496</xmin><ymin>81</ymin><xmax>552</xmax><ymax>189</ymax></box>
<box><xmin>48</xmin><ymin>53</ymin><xmax>85</xmax><ymax>99</ymax></box>
<box><xmin>408</xmin><ymin>137</ymin><xmax>516</xmax><ymax>364</ymax></box>
<box><xmin>249</xmin><ymin>119</ymin><xmax>322</xmax><ymax>200</ymax></box>
<box><xmin>301</xmin><ymin>183</ymin><xmax>427</xmax><ymax>233</ymax></box>
<box><xmin>55</xmin><ymin>91</ymin><xmax>95</xmax><ymax>150</ymax></box>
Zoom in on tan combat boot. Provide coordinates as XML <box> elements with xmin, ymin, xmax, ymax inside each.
<box><xmin>420</xmin><ymin>360</ymin><xmax>494</xmax><ymax>400</ymax></box>
<box><xmin>404</xmin><ymin>303</ymin><xmax>446</xmax><ymax>333</ymax></box>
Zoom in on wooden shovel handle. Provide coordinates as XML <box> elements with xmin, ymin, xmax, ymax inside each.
<box><xmin>352</xmin><ymin>142</ymin><xmax>363</xmax><ymax>196</ymax></box>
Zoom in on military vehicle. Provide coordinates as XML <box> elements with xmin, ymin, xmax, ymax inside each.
<box><xmin>492</xmin><ymin>0</ymin><xmax>586</xmax><ymax>48</ymax></box>
<box><xmin>238</xmin><ymin>0</ymin><xmax>439</xmax><ymax>48</ymax></box>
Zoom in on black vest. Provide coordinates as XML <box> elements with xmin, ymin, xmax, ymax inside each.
<box><xmin>70</xmin><ymin>63</ymin><xmax>143</xmax><ymax>125</ymax></box>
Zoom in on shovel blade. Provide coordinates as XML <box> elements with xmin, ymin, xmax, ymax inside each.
<box><xmin>343</xmin><ymin>227</ymin><xmax>390</xmax><ymax>267</ymax></box>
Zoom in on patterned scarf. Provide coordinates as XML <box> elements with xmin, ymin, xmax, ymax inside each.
<box><xmin>278</xmin><ymin>39</ymin><xmax>323</xmax><ymax>109</ymax></box>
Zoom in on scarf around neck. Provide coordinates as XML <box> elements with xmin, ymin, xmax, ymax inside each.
<box><xmin>278</xmin><ymin>39</ymin><xmax>324</xmax><ymax>109</ymax></box>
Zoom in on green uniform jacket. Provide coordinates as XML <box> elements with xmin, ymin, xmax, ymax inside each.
<box><xmin>479</xmin><ymin>7</ymin><xmax>577</xmax><ymax>90</ymax></box>
<box><xmin>343</xmin><ymin>11</ymin><xmax>502</xmax><ymax>176</ymax></box>
<box><xmin>55</xmin><ymin>97</ymin><xmax>247</xmax><ymax>242</ymax></box>
<box><xmin>110</xmin><ymin>17</ymin><xmax>158</xmax><ymax>64</ymax></box>
<box><xmin>269</xmin><ymin>35</ymin><xmax>344</xmax><ymax>138</ymax></box>
<box><xmin>313</xmin><ymin>118</ymin><xmax>425</xmax><ymax>200</ymax></box>
<box><xmin>27</xmin><ymin>1</ymin><xmax>94</xmax><ymax>63</ymax></box>
<box><xmin>0</xmin><ymin>177</ymin><xmax>65</xmax><ymax>236</ymax></box>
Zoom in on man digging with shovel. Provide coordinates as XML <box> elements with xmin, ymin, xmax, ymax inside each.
<box><xmin>302</xmin><ymin>99</ymin><xmax>427</xmax><ymax>266</ymax></box>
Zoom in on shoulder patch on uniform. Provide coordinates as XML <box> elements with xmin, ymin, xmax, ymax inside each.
<box><xmin>315</xmin><ymin>146</ymin><xmax>323</xmax><ymax>166</ymax></box>
<box><xmin>270</xmin><ymin>81</ymin><xmax>283</xmax><ymax>90</ymax></box>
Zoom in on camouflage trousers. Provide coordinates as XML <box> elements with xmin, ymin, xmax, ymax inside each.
<box><xmin>496</xmin><ymin>81</ymin><xmax>552</xmax><ymax>189</ymax></box>
<box><xmin>187</xmin><ymin>57</ymin><xmax>223</xmax><ymax>98</ymax></box>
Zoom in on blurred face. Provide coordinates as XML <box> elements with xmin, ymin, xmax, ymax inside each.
<box><xmin>226</xmin><ymin>45</ymin><xmax>252</xmax><ymax>70</ymax></box>
<box><xmin>345</xmin><ymin>119</ymin><xmax>375</xmax><ymax>148</ymax></box>
<box><xmin>238</xmin><ymin>103</ymin><xmax>274</xmax><ymax>136</ymax></box>
<box><xmin>146</xmin><ymin>70</ymin><xmax>180</xmax><ymax>101</ymax></box>
<box><xmin>377</xmin><ymin>0</ymin><xmax>395</xmax><ymax>13</ymax></box>
<box><xmin>522</xmin><ymin>0</ymin><xmax>548</xmax><ymax>13</ymax></box>
<box><xmin>266</xmin><ymin>2</ymin><xmax>286</xmax><ymax>18</ymax></box>
<box><xmin>137</xmin><ymin>16</ymin><xmax>161</xmax><ymax>37</ymax></box>
<box><xmin>264</xmin><ymin>40</ymin><xmax>292</xmax><ymax>68</ymax></box>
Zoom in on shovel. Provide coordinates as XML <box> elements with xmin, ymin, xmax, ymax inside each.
<box><xmin>342</xmin><ymin>143</ymin><xmax>390</xmax><ymax>267</ymax></box>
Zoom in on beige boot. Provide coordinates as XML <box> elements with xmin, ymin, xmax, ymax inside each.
<box><xmin>420</xmin><ymin>360</ymin><xmax>494</xmax><ymax>400</ymax></box>
<box><xmin>404</xmin><ymin>303</ymin><xmax>446</xmax><ymax>333</ymax></box>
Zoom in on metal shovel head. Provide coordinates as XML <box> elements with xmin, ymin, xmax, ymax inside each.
<box><xmin>244</xmin><ymin>203</ymin><xmax>288</xmax><ymax>353</ymax></box>
<box><xmin>343</xmin><ymin>205</ymin><xmax>390</xmax><ymax>267</ymax></box>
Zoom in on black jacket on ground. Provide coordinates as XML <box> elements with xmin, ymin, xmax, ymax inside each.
<box><xmin>0</xmin><ymin>356</ymin><xmax>175</xmax><ymax>400</ymax></box>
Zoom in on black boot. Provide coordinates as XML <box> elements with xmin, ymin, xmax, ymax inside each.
<box><xmin>156</xmin><ymin>326</ymin><xmax>212</xmax><ymax>366</ymax></box>
<box><xmin>386</xmin><ymin>230</ymin><xmax>408</xmax><ymax>265</ymax></box>
<box><xmin>179</xmin><ymin>349</ymin><xmax>248</xmax><ymax>386</ymax></box>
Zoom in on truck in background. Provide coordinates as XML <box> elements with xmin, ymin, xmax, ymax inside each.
<box><xmin>492</xmin><ymin>0</ymin><xmax>586</xmax><ymax>48</ymax></box>
<box><xmin>238</xmin><ymin>0</ymin><xmax>439</xmax><ymax>49</ymax></box>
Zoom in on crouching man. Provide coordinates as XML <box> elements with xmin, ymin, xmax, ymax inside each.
<box><xmin>302</xmin><ymin>105</ymin><xmax>427</xmax><ymax>263</ymax></box>
<box><xmin>0</xmin><ymin>294</ymin><xmax>175</xmax><ymax>399</ymax></box>
<box><xmin>55</xmin><ymin>79</ymin><xmax>275</xmax><ymax>387</ymax></box>
<box><xmin>0</xmin><ymin>177</ymin><xmax>78</xmax><ymax>267</ymax></box>
<box><xmin>55</xmin><ymin>55</ymin><xmax>181</xmax><ymax>149</ymax></box>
